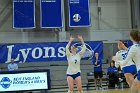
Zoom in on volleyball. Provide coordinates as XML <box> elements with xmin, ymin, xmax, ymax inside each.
<box><xmin>73</xmin><ymin>14</ymin><xmax>81</xmax><ymax>22</ymax></box>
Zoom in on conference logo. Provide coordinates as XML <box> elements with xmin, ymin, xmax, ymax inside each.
<box><xmin>73</xmin><ymin>43</ymin><xmax>94</xmax><ymax>59</ymax></box>
<box><xmin>73</xmin><ymin>14</ymin><xmax>81</xmax><ymax>22</ymax></box>
<box><xmin>0</xmin><ymin>77</ymin><xmax>12</xmax><ymax>89</ymax></box>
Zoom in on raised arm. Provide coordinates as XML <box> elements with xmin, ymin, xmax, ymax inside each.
<box><xmin>114</xmin><ymin>45</ymin><xmax>136</xmax><ymax>66</ymax></box>
<box><xmin>66</xmin><ymin>35</ymin><xmax>74</xmax><ymax>56</ymax></box>
<box><xmin>77</xmin><ymin>35</ymin><xmax>86</xmax><ymax>56</ymax></box>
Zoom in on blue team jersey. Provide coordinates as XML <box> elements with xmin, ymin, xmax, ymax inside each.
<box><xmin>107</xmin><ymin>67</ymin><xmax>118</xmax><ymax>75</ymax></box>
<box><xmin>93</xmin><ymin>59</ymin><xmax>102</xmax><ymax>72</ymax></box>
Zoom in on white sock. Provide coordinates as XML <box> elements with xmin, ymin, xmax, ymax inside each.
<box><xmin>77</xmin><ymin>91</ymin><xmax>83</xmax><ymax>93</ymax></box>
<box><xmin>67</xmin><ymin>90</ymin><xmax>73</xmax><ymax>93</ymax></box>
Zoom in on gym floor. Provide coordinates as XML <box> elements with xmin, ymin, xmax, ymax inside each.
<box><xmin>47</xmin><ymin>88</ymin><xmax>132</xmax><ymax>93</ymax></box>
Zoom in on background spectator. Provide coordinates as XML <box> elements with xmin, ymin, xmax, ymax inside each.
<box><xmin>107</xmin><ymin>62</ymin><xmax>118</xmax><ymax>88</ymax></box>
<box><xmin>8</xmin><ymin>58</ymin><xmax>18</xmax><ymax>71</ymax></box>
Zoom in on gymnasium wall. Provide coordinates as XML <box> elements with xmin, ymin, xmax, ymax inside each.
<box><xmin>0</xmin><ymin>0</ymin><xmax>137</xmax><ymax>89</ymax></box>
<box><xmin>0</xmin><ymin>0</ymin><xmax>132</xmax><ymax>43</ymax></box>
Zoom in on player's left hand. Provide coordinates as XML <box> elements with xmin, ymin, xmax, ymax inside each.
<box><xmin>77</xmin><ymin>35</ymin><xmax>83</xmax><ymax>40</ymax></box>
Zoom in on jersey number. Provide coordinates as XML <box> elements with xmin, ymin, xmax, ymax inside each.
<box><xmin>122</xmin><ymin>53</ymin><xmax>127</xmax><ymax>60</ymax></box>
<box><xmin>75</xmin><ymin>59</ymin><xmax>77</xmax><ymax>64</ymax></box>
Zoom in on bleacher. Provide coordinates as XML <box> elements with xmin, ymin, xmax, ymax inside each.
<box><xmin>0</xmin><ymin>60</ymin><xmax>110</xmax><ymax>90</ymax></box>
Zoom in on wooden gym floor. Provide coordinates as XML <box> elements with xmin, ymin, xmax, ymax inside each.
<box><xmin>48</xmin><ymin>88</ymin><xmax>133</xmax><ymax>93</ymax></box>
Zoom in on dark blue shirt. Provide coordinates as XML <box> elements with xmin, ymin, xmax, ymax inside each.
<box><xmin>93</xmin><ymin>59</ymin><xmax>102</xmax><ymax>72</ymax></box>
<box><xmin>107</xmin><ymin>67</ymin><xmax>118</xmax><ymax>75</ymax></box>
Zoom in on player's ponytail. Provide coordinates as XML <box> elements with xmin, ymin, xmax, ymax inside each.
<box><xmin>130</xmin><ymin>30</ymin><xmax>140</xmax><ymax>42</ymax></box>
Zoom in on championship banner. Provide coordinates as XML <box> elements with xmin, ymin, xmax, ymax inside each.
<box><xmin>13</xmin><ymin>0</ymin><xmax>35</xmax><ymax>28</ymax></box>
<box><xmin>41</xmin><ymin>0</ymin><xmax>63</xmax><ymax>28</ymax></box>
<box><xmin>0</xmin><ymin>72</ymin><xmax>49</xmax><ymax>91</ymax></box>
<box><xmin>68</xmin><ymin>0</ymin><xmax>91</xmax><ymax>27</ymax></box>
<box><xmin>0</xmin><ymin>41</ymin><xmax>103</xmax><ymax>63</ymax></box>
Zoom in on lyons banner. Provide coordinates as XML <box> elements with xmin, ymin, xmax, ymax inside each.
<box><xmin>41</xmin><ymin>0</ymin><xmax>63</xmax><ymax>28</ymax></box>
<box><xmin>13</xmin><ymin>0</ymin><xmax>35</xmax><ymax>28</ymax></box>
<box><xmin>68</xmin><ymin>0</ymin><xmax>91</xmax><ymax>27</ymax></box>
<box><xmin>0</xmin><ymin>41</ymin><xmax>103</xmax><ymax>63</ymax></box>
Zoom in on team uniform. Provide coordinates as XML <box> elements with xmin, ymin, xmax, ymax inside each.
<box><xmin>118</xmin><ymin>44</ymin><xmax>140</xmax><ymax>80</ymax></box>
<box><xmin>107</xmin><ymin>67</ymin><xmax>118</xmax><ymax>75</ymax></box>
<box><xmin>66</xmin><ymin>44</ymin><xmax>86</xmax><ymax>79</ymax></box>
<box><xmin>107</xmin><ymin>66</ymin><xmax>118</xmax><ymax>88</ymax></box>
<box><xmin>93</xmin><ymin>59</ymin><xmax>103</xmax><ymax>78</ymax></box>
<box><xmin>115</xmin><ymin>49</ymin><xmax>137</xmax><ymax>75</ymax></box>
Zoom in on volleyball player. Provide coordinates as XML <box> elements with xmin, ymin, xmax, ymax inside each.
<box><xmin>113</xmin><ymin>30</ymin><xmax>140</xmax><ymax>92</ymax></box>
<box><xmin>114</xmin><ymin>40</ymin><xmax>137</xmax><ymax>87</ymax></box>
<box><xmin>66</xmin><ymin>35</ymin><xmax>86</xmax><ymax>93</ymax></box>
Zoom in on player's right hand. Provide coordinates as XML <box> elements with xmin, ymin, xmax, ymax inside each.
<box><xmin>69</xmin><ymin>34</ymin><xmax>74</xmax><ymax>41</ymax></box>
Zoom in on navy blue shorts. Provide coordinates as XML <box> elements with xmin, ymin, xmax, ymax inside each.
<box><xmin>122</xmin><ymin>65</ymin><xmax>137</xmax><ymax>75</ymax></box>
<box><xmin>94</xmin><ymin>71</ymin><xmax>103</xmax><ymax>78</ymax></box>
<box><xmin>67</xmin><ymin>72</ymin><xmax>81</xmax><ymax>80</ymax></box>
<box><xmin>137</xmin><ymin>71</ymin><xmax>140</xmax><ymax>81</ymax></box>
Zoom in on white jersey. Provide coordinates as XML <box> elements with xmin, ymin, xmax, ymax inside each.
<box><xmin>119</xmin><ymin>44</ymin><xmax>140</xmax><ymax>71</ymax></box>
<box><xmin>66</xmin><ymin>44</ymin><xmax>86</xmax><ymax>75</ymax></box>
<box><xmin>115</xmin><ymin>50</ymin><xmax>135</xmax><ymax>70</ymax></box>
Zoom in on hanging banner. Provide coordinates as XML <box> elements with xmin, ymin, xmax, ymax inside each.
<box><xmin>41</xmin><ymin>0</ymin><xmax>63</xmax><ymax>28</ymax></box>
<box><xmin>13</xmin><ymin>0</ymin><xmax>35</xmax><ymax>28</ymax></box>
<box><xmin>68</xmin><ymin>0</ymin><xmax>91</xmax><ymax>27</ymax></box>
<box><xmin>0</xmin><ymin>41</ymin><xmax>103</xmax><ymax>63</ymax></box>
